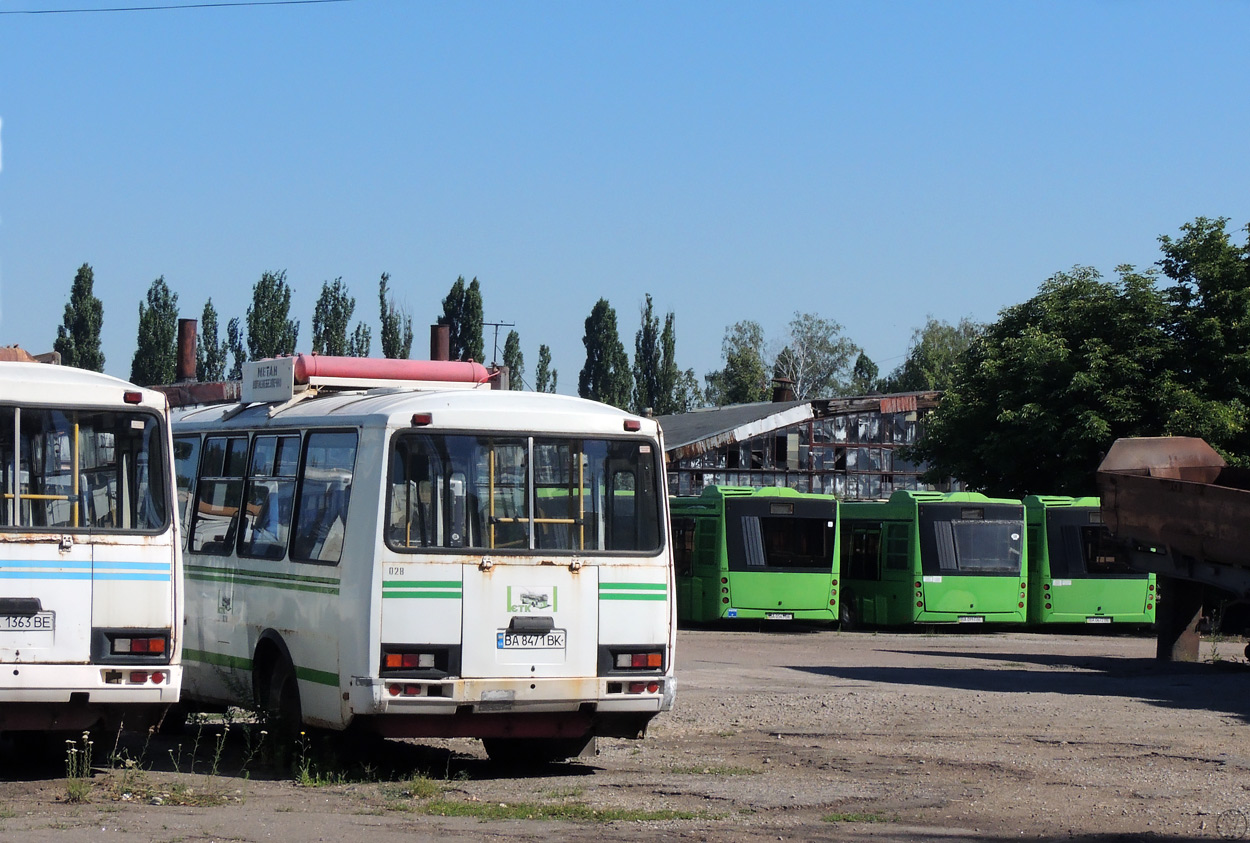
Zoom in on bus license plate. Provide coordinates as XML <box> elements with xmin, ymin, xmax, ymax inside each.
<box><xmin>957</xmin><ymin>616</ymin><xmax>984</xmax><ymax>624</ymax></box>
<box><xmin>497</xmin><ymin>629</ymin><xmax>566</xmax><ymax>650</ymax></box>
<box><xmin>0</xmin><ymin>612</ymin><xmax>54</xmax><ymax>632</ymax></box>
<box><xmin>1086</xmin><ymin>617</ymin><xmax>1112</xmax><ymax>624</ymax></box>
<box><xmin>765</xmin><ymin>612</ymin><xmax>794</xmax><ymax>621</ymax></box>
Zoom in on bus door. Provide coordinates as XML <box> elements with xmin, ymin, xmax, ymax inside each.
<box><xmin>459</xmin><ymin>437</ymin><xmax>615</xmax><ymax>685</ymax></box>
<box><xmin>877</xmin><ymin>520</ymin><xmax>915</xmax><ymax>624</ymax></box>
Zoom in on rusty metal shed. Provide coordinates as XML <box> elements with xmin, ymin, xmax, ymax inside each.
<box><xmin>658</xmin><ymin>391</ymin><xmax>951</xmax><ymax>500</ymax></box>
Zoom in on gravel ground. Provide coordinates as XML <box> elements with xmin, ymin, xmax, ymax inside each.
<box><xmin>0</xmin><ymin>627</ymin><xmax>1247</xmax><ymax>843</ymax></box>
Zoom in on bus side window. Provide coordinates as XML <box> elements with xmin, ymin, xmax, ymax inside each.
<box><xmin>291</xmin><ymin>431</ymin><xmax>357</xmax><ymax>565</ymax></box>
<box><xmin>173</xmin><ymin>435</ymin><xmax>202</xmax><ymax>547</ymax></box>
<box><xmin>239</xmin><ymin>435</ymin><xmax>299</xmax><ymax>561</ymax></box>
<box><xmin>190</xmin><ymin>435</ymin><xmax>248</xmax><ymax>555</ymax></box>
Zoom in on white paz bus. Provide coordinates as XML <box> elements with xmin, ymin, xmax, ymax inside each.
<box><xmin>0</xmin><ymin>362</ymin><xmax>182</xmax><ymax>737</ymax></box>
<box><xmin>172</xmin><ymin>355</ymin><xmax>676</xmax><ymax>762</ymax></box>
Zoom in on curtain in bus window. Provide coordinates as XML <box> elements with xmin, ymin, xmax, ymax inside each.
<box><xmin>739</xmin><ymin>516</ymin><xmax>766</xmax><ymax>566</ymax></box>
<box><xmin>191</xmin><ymin>435</ymin><xmax>248</xmax><ymax>554</ymax></box>
<box><xmin>291</xmin><ymin>431</ymin><xmax>358</xmax><ymax>564</ymax></box>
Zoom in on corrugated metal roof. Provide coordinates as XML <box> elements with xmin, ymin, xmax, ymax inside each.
<box><xmin>656</xmin><ymin>391</ymin><xmax>941</xmax><ymax>460</ymax></box>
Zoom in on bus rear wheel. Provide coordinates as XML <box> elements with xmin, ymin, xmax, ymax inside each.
<box><xmin>839</xmin><ymin>597</ymin><xmax>858</xmax><ymax>631</ymax></box>
<box><xmin>257</xmin><ymin>657</ymin><xmax>302</xmax><ymax>739</ymax></box>
<box><xmin>482</xmin><ymin>735</ymin><xmax>594</xmax><ymax>766</ymax></box>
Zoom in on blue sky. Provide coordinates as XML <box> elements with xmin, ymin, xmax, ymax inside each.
<box><xmin>2</xmin><ymin>0</ymin><xmax>1248</xmax><ymax>391</ymax></box>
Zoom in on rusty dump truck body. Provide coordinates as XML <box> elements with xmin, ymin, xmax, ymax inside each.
<box><xmin>1097</xmin><ymin>437</ymin><xmax>1250</xmax><ymax>600</ymax></box>
<box><xmin>1097</xmin><ymin>437</ymin><xmax>1250</xmax><ymax>659</ymax></box>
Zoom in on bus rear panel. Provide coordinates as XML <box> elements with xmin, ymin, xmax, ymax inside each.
<box><xmin>671</xmin><ymin>486</ymin><xmax>839</xmax><ymax>623</ymax></box>
<box><xmin>841</xmin><ymin>491</ymin><xmax>1027</xmax><ymax>627</ymax></box>
<box><xmin>0</xmin><ymin>363</ymin><xmax>181</xmax><ymax>734</ymax></box>
<box><xmin>1024</xmin><ymin>495</ymin><xmax>1157</xmax><ymax>626</ymax></box>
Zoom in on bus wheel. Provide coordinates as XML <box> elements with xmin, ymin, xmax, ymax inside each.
<box><xmin>259</xmin><ymin>658</ymin><xmax>303</xmax><ymax>739</ymax></box>
<box><xmin>839</xmin><ymin>598</ymin><xmax>858</xmax><ymax>631</ymax></box>
<box><xmin>482</xmin><ymin>735</ymin><xmax>593</xmax><ymax>766</ymax></box>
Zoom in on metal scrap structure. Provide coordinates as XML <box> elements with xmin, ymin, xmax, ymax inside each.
<box><xmin>658</xmin><ymin>390</ymin><xmax>955</xmax><ymax>500</ymax></box>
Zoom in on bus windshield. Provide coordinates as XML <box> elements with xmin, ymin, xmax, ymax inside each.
<box><xmin>1</xmin><ymin>406</ymin><xmax>168</xmax><ymax>531</ymax></box>
<box><xmin>386</xmin><ymin>432</ymin><xmax>662</xmax><ymax>553</ymax></box>
<box><xmin>1046</xmin><ymin>510</ymin><xmax>1144</xmax><ymax>578</ymax></box>
<box><xmin>919</xmin><ymin>503</ymin><xmax>1023</xmax><ymax>575</ymax></box>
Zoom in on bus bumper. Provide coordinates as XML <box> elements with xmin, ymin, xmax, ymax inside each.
<box><xmin>0</xmin><ymin>664</ymin><xmax>182</xmax><ymax>730</ymax></box>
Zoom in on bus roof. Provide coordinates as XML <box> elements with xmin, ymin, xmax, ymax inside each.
<box><xmin>0</xmin><ymin>361</ymin><xmax>168</xmax><ymax>412</ymax></box>
<box><xmin>171</xmin><ymin>387</ymin><xmax>662</xmax><ymax>440</ymax></box>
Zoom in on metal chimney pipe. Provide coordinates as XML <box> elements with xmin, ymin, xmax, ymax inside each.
<box><xmin>177</xmin><ymin>318</ymin><xmax>197</xmax><ymax>382</ymax></box>
<box><xmin>430</xmin><ymin>323</ymin><xmax>450</xmax><ymax>362</ymax></box>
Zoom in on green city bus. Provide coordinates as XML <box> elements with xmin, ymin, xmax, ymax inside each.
<box><xmin>1023</xmin><ymin>495</ymin><xmax>1157</xmax><ymax>626</ymax></box>
<box><xmin>839</xmin><ymin>490</ymin><xmax>1027</xmax><ymax>628</ymax></box>
<box><xmin>670</xmin><ymin>486</ymin><xmax>839</xmax><ymax>623</ymax></box>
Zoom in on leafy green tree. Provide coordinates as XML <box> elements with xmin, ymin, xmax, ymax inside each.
<box><xmin>704</xmin><ymin>321</ymin><xmax>769</xmax><ymax>406</ymax></box>
<box><xmin>312</xmin><ymin>277</ymin><xmax>369</xmax><ymax>357</ymax></box>
<box><xmin>440</xmin><ymin>276</ymin><xmax>485</xmax><ymax>362</ymax></box>
<box><xmin>502</xmin><ymin>330</ymin><xmax>524</xmax><ymax>390</ymax></box>
<box><xmin>197</xmin><ymin>298</ymin><xmax>230</xmax><ymax>382</ymax></box>
<box><xmin>672</xmin><ymin>368</ymin><xmax>704</xmax><ymax>413</ymax></box>
<box><xmin>246</xmin><ymin>270</ymin><xmax>299</xmax><ymax>360</ymax></box>
<box><xmin>579</xmin><ymin>298</ymin><xmax>633</xmax><ymax>408</ymax></box>
<box><xmin>912</xmin><ymin>265</ymin><xmax>1202</xmax><ymax>497</ymax></box>
<box><xmin>849</xmin><ymin>352</ymin><xmax>880</xmax><ymax>395</ymax></box>
<box><xmin>130</xmin><ymin>276</ymin><xmax>179</xmax><ymax>386</ymax></box>
<box><xmin>535</xmin><ymin>344</ymin><xmax>558</xmax><ymax>393</ymax></box>
<box><xmin>226</xmin><ymin>317</ymin><xmax>246</xmax><ymax>380</ymax></box>
<box><xmin>53</xmin><ymin>263</ymin><xmax>105</xmax><ymax>372</ymax></box>
<box><xmin>884</xmin><ymin>317</ymin><xmax>983</xmax><ymax>392</ymax></box>
<box><xmin>772</xmin><ymin>312</ymin><xmax>859</xmax><ymax>398</ymax></box>
<box><xmin>378</xmin><ymin>272</ymin><xmax>413</xmax><ymax>359</ymax></box>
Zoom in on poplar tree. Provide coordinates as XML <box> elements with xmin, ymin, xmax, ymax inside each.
<box><xmin>439</xmin><ymin>276</ymin><xmax>485</xmax><ymax>362</ymax></box>
<box><xmin>535</xmin><ymin>345</ymin><xmax>558</xmax><ymax>393</ymax></box>
<box><xmin>246</xmin><ymin>270</ymin><xmax>299</xmax><ymax>360</ymax></box>
<box><xmin>502</xmin><ymin>330</ymin><xmax>524</xmax><ymax>390</ymax></box>
<box><xmin>197</xmin><ymin>298</ymin><xmax>230</xmax><ymax>382</ymax></box>
<box><xmin>53</xmin><ymin>263</ymin><xmax>105</xmax><ymax>372</ymax></box>
<box><xmin>579</xmin><ymin>298</ymin><xmax>632</xmax><ymax>409</ymax></box>
<box><xmin>312</xmin><ymin>277</ymin><xmax>369</xmax><ymax>357</ymax></box>
<box><xmin>130</xmin><ymin>276</ymin><xmax>179</xmax><ymax>386</ymax></box>
<box><xmin>378</xmin><ymin>272</ymin><xmax>413</xmax><ymax>359</ymax></box>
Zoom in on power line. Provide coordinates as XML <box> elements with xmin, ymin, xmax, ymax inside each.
<box><xmin>0</xmin><ymin>0</ymin><xmax>355</xmax><ymax>14</ymax></box>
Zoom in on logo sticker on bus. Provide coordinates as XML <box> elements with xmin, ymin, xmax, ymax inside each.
<box><xmin>507</xmin><ymin>586</ymin><xmax>556</xmax><ymax>613</ymax></box>
<box><xmin>923</xmin><ymin>576</ymin><xmax>942</xmax><ymax>583</ymax></box>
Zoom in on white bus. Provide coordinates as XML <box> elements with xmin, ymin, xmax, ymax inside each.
<box><xmin>172</xmin><ymin>356</ymin><xmax>675</xmax><ymax>762</ymax></box>
<box><xmin>0</xmin><ymin>362</ymin><xmax>182</xmax><ymax>736</ymax></box>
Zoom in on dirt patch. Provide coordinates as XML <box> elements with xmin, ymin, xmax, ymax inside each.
<box><xmin>0</xmin><ymin>628</ymin><xmax>1246</xmax><ymax>842</ymax></box>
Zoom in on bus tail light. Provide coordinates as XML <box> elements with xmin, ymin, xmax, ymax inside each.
<box><xmin>615</xmin><ymin>651</ymin><xmax>663</xmax><ymax>670</ymax></box>
<box><xmin>380</xmin><ymin>645</ymin><xmax>457</xmax><ymax>677</ymax></box>
<box><xmin>95</xmin><ymin>630</ymin><xmax>172</xmax><ymax>664</ymax></box>
<box><xmin>123</xmin><ymin>391</ymin><xmax>143</xmax><ymax>404</ymax></box>
<box><xmin>114</xmin><ymin>636</ymin><xmax>166</xmax><ymax>655</ymax></box>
